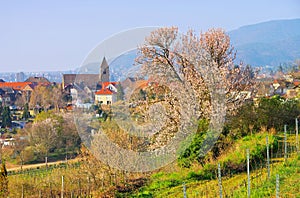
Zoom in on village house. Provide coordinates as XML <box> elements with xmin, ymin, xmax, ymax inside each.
<box><xmin>255</xmin><ymin>72</ymin><xmax>300</xmax><ymax>99</ymax></box>
<box><xmin>0</xmin><ymin>82</ymin><xmax>32</xmax><ymax>106</ymax></box>
<box><xmin>62</xmin><ymin>57</ymin><xmax>110</xmax><ymax>107</ymax></box>
<box><xmin>94</xmin><ymin>82</ymin><xmax>118</xmax><ymax>105</ymax></box>
<box><xmin>286</xmin><ymin>81</ymin><xmax>300</xmax><ymax>98</ymax></box>
<box><xmin>0</xmin><ymin>137</ymin><xmax>15</xmax><ymax>147</ymax></box>
<box><xmin>0</xmin><ymin>77</ymin><xmax>51</xmax><ymax>107</ymax></box>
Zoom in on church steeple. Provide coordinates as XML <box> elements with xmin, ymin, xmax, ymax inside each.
<box><xmin>99</xmin><ymin>56</ymin><xmax>109</xmax><ymax>82</ymax></box>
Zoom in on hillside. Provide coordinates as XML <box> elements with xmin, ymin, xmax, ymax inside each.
<box><xmin>77</xmin><ymin>19</ymin><xmax>300</xmax><ymax>75</ymax></box>
<box><xmin>127</xmin><ymin>132</ymin><xmax>300</xmax><ymax>197</ymax></box>
<box><xmin>229</xmin><ymin>18</ymin><xmax>300</xmax><ymax>66</ymax></box>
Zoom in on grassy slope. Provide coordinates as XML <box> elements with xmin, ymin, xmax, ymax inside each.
<box><xmin>128</xmin><ymin>133</ymin><xmax>300</xmax><ymax>197</ymax></box>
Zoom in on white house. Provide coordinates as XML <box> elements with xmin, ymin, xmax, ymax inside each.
<box><xmin>95</xmin><ymin>82</ymin><xmax>118</xmax><ymax>105</ymax></box>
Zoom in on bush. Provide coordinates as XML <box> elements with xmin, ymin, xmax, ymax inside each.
<box><xmin>227</xmin><ymin>96</ymin><xmax>300</xmax><ymax>134</ymax></box>
<box><xmin>177</xmin><ymin>119</ymin><xmax>209</xmax><ymax>168</ymax></box>
<box><xmin>186</xmin><ymin>164</ymin><xmax>216</xmax><ymax>181</ymax></box>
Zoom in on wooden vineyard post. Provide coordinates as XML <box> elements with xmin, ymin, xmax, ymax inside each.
<box><xmin>247</xmin><ymin>148</ymin><xmax>250</xmax><ymax>198</ymax></box>
<box><xmin>296</xmin><ymin>118</ymin><xmax>299</xmax><ymax>154</ymax></box>
<box><xmin>284</xmin><ymin>125</ymin><xmax>287</xmax><ymax>162</ymax></box>
<box><xmin>276</xmin><ymin>174</ymin><xmax>279</xmax><ymax>198</ymax></box>
<box><xmin>218</xmin><ymin>163</ymin><xmax>223</xmax><ymax>198</ymax></box>
<box><xmin>61</xmin><ymin>175</ymin><xmax>64</xmax><ymax>198</ymax></box>
<box><xmin>183</xmin><ymin>182</ymin><xmax>187</xmax><ymax>198</ymax></box>
<box><xmin>266</xmin><ymin>135</ymin><xmax>270</xmax><ymax>179</ymax></box>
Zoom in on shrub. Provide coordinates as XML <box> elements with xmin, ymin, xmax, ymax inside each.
<box><xmin>177</xmin><ymin>119</ymin><xmax>209</xmax><ymax>168</ymax></box>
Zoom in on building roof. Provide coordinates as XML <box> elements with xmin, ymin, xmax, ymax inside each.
<box><xmin>62</xmin><ymin>74</ymin><xmax>76</xmax><ymax>86</ymax></box>
<box><xmin>96</xmin><ymin>81</ymin><xmax>118</xmax><ymax>91</ymax></box>
<box><xmin>0</xmin><ymin>82</ymin><xmax>32</xmax><ymax>91</ymax></box>
<box><xmin>95</xmin><ymin>82</ymin><xmax>119</xmax><ymax>95</ymax></box>
<box><xmin>62</xmin><ymin>74</ymin><xmax>100</xmax><ymax>89</ymax></box>
<box><xmin>95</xmin><ymin>88</ymin><xmax>114</xmax><ymax>95</ymax></box>
<box><xmin>25</xmin><ymin>76</ymin><xmax>50</xmax><ymax>84</ymax></box>
<box><xmin>294</xmin><ymin>80</ymin><xmax>300</xmax><ymax>86</ymax></box>
<box><xmin>23</xmin><ymin>84</ymin><xmax>35</xmax><ymax>91</ymax></box>
<box><xmin>102</xmin><ymin>81</ymin><xmax>118</xmax><ymax>87</ymax></box>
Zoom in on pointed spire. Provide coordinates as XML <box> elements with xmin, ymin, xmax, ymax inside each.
<box><xmin>100</xmin><ymin>56</ymin><xmax>109</xmax><ymax>82</ymax></box>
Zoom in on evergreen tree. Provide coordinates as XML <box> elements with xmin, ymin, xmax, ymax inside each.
<box><xmin>22</xmin><ymin>103</ymin><xmax>30</xmax><ymax>120</ymax></box>
<box><xmin>116</xmin><ymin>83</ymin><xmax>125</xmax><ymax>101</ymax></box>
<box><xmin>0</xmin><ymin>162</ymin><xmax>8</xmax><ymax>197</ymax></box>
<box><xmin>1</xmin><ymin>106</ymin><xmax>12</xmax><ymax>128</ymax></box>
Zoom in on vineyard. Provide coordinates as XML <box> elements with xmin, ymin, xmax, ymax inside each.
<box><xmin>131</xmin><ymin>127</ymin><xmax>300</xmax><ymax>197</ymax></box>
<box><xmin>4</xmin><ymin>122</ymin><xmax>299</xmax><ymax>197</ymax></box>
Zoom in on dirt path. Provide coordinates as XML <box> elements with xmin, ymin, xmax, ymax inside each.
<box><xmin>7</xmin><ymin>158</ymin><xmax>79</xmax><ymax>172</ymax></box>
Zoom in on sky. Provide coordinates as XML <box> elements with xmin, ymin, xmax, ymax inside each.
<box><xmin>0</xmin><ymin>0</ymin><xmax>300</xmax><ymax>73</ymax></box>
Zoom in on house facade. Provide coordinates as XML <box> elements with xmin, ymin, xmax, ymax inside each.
<box><xmin>0</xmin><ymin>78</ymin><xmax>51</xmax><ymax>107</ymax></box>
<box><xmin>94</xmin><ymin>82</ymin><xmax>118</xmax><ymax>105</ymax></box>
<box><xmin>95</xmin><ymin>89</ymin><xmax>115</xmax><ymax>105</ymax></box>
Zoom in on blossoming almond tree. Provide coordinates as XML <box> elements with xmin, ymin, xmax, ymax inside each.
<box><xmin>137</xmin><ymin>27</ymin><xmax>257</xmax><ymax>118</ymax></box>
<box><xmin>88</xmin><ymin>27</ymin><xmax>258</xmax><ymax>172</ymax></box>
<box><xmin>135</xmin><ymin>27</ymin><xmax>257</xmax><ymax>150</ymax></box>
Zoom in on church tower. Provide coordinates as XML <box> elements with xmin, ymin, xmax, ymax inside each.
<box><xmin>99</xmin><ymin>56</ymin><xmax>109</xmax><ymax>82</ymax></box>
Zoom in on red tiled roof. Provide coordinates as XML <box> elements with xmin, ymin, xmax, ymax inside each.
<box><xmin>95</xmin><ymin>88</ymin><xmax>114</xmax><ymax>95</ymax></box>
<box><xmin>95</xmin><ymin>82</ymin><xmax>119</xmax><ymax>95</ymax></box>
<box><xmin>0</xmin><ymin>82</ymin><xmax>32</xmax><ymax>91</ymax></box>
<box><xmin>102</xmin><ymin>81</ymin><xmax>118</xmax><ymax>87</ymax></box>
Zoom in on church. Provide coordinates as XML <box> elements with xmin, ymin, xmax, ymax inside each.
<box><xmin>62</xmin><ymin>56</ymin><xmax>118</xmax><ymax>106</ymax></box>
<box><xmin>95</xmin><ymin>57</ymin><xmax>119</xmax><ymax>105</ymax></box>
<box><xmin>99</xmin><ymin>56</ymin><xmax>109</xmax><ymax>83</ymax></box>
<box><xmin>62</xmin><ymin>57</ymin><xmax>110</xmax><ymax>90</ymax></box>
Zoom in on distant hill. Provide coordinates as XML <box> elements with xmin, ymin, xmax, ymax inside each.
<box><xmin>229</xmin><ymin>18</ymin><xmax>300</xmax><ymax>66</ymax></box>
<box><xmin>75</xmin><ymin>19</ymin><xmax>300</xmax><ymax>77</ymax></box>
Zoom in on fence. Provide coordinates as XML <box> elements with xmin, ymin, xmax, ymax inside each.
<box><xmin>182</xmin><ymin>120</ymin><xmax>299</xmax><ymax>197</ymax></box>
<box><xmin>7</xmin><ymin>120</ymin><xmax>300</xmax><ymax>197</ymax></box>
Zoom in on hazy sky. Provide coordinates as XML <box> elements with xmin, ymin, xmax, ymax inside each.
<box><xmin>1</xmin><ymin>0</ymin><xmax>300</xmax><ymax>72</ymax></box>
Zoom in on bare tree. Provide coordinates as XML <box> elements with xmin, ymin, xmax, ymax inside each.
<box><xmin>15</xmin><ymin>93</ymin><xmax>27</xmax><ymax>108</ymax></box>
<box><xmin>13</xmin><ymin>133</ymin><xmax>29</xmax><ymax>170</ymax></box>
<box><xmin>27</xmin><ymin>118</ymin><xmax>58</xmax><ymax>160</ymax></box>
<box><xmin>29</xmin><ymin>85</ymin><xmax>53</xmax><ymax>111</ymax></box>
<box><xmin>51</xmin><ymin>85</ymin><xmax>64</xmax><ymax>112</ymax></box>
<box><xmin>29</xmin><ymin>85</ymin><xmax>46</xmax><ymax>109</ymax></box>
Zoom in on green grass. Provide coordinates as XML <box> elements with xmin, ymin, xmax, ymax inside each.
<box><xmin>129</xmin><ymin>133</ymin><xmax>299</xmax><ymax>197</ymax></box>
<box><xmin>233</xmin><ymin>154</ymin><xmax>300</xmax><ymax>197</ymax></box>
<box><xmin>129</xmin><ymin>154</ymin><xmax>300</xmax><ymax>197</ymax></box>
